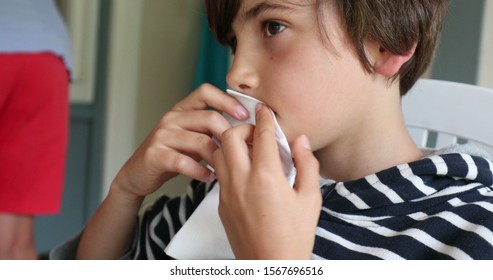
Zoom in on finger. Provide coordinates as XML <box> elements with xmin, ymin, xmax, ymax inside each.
<box><xmin>251</xmin><ymin>104</ymin><xmax>283</xmax><ymax>172</ymax></box>
<box><xmin>291</xmin><ymin>135</ymin><xmax>321</xmax><ymax>196</ymax></box>
<box><xmin>212</xmin><ymin>148</ymin><xmax>228</xmax><ymax>185</ymax></box>
<box><xmin>173</xmin><ymin>84</ymin><xmax>249</xmax><ymax>121</ymax></box>
<box><xmin>163</xmin><ymin>110</ymin><xmax>232</xmax><ymax>140</ymax></box>
<box><xmin>159</xmin><ymin>130</ymin><xmax>218</xmax><ymax>166</ymax></box>
<box><xmin>153</xmin><ymin>148</ymin><xmax>214</xmax><ymax>183</ymax></box>
<box><xmin>220</xmin><ymin>124</ymin><xmax>255</xmax><ymax>175</ymax></box>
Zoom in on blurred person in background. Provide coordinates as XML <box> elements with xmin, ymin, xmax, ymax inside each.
<box><xmin>0</xmin><ymin>0</ymin><xmax>72</xmax><ymax>259</ymax></box>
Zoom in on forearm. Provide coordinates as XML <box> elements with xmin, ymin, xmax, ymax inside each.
<box><xmin>76</xmin><ymin>181</ymin><xmax>144</xmax><ymax>260</ymax></box>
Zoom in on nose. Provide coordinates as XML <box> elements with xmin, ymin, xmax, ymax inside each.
<box><xmin>226</xmin><ymin>47</ymin><xmax>260</xmax><ymax>93</ymax></box>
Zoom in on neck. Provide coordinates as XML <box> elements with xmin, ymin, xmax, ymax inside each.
<box><xmin>315</xmin><ymin>86</ymin><xmax>424</xmax><ymax>182</ymax></box>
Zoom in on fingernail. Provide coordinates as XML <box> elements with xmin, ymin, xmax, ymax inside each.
<box><xmin>205</xmin><ymin>171</ymin><xmax>216</xmax><ymax>183</ymax></box>
<box><xmin>255</xmin><ymin>104</ymin><xmax>263</xmax><ymax>113</ymax></box>
<box><xmin>300</xmin><ymin>135</ymin><xmax>311</xmax><ymax>150</ymax></box>
<box><xmin>236</xmin><ymin>106</ymin><xmax>249</xmax><ymax>119</ymax></box>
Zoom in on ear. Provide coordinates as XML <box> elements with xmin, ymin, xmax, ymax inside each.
<box><xmin>366</xmin><ymin>40</ymin><xmax>417</xmax><ymax>78</ymax></box>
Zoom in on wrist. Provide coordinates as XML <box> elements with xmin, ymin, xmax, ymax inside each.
<box><xmin>109</xmin><ymin>174</ymin><xmax>145</xmax><ymax>207</ymax></box>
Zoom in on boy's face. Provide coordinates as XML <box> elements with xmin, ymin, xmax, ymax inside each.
<box><xmin>226</xmin><ymin>0</ymin><xmax>377</xmax><ymax>151</ymax></box>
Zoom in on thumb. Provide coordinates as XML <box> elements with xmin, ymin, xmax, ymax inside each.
<box><xmin>292</xmin><ymin>135</ymin><xmax>320</xmax><ymax>196</ymax></box>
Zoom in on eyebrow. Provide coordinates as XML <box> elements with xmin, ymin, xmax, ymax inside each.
<box><xmin>244</xmin><ymin>2</ymin><xmax>296</xmax><ymax>21</ymax></box>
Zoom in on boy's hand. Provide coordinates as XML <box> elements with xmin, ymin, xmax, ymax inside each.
<box><xmin>213</xmin><ymin>104</ymin><xmax>322</xmax><ymax>259</ymax></box>
<box><xmin>113</xmin><ymin>84</ymin><xmax>249</xmax><ymax>199</ymax></box>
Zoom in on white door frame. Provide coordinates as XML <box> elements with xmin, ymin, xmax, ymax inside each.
<box><xmin>102</xmin><ymin>0</ymin><xmax>144</xmax><ymax>197</ymax></box>
<box><xmin>478</xmin><ymin>0</ymin><xmax>493</xmax><ymax>89</ymax></box>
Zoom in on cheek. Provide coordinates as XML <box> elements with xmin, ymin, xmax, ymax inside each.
<box><xmin>263</xmin><ymin>59</ymin><xmax>337</xmax><ymax>134</ymax></box>
<box><xmin>270</xmin><ymin>74</ymin><xmax>360</xmax><ymax>150</ymax></box>
<box><xmin>261</xmin><ymin>43</ymin><xmax>364</xmax><ymax>146</ymax></box>
<box><xmin>278</xmin><ymin>97</ymin><xmax>329</xmax><ymax>145</ymax></box>
<box><xmin>269</xmin><ymin>54</ymin><xmax>333</xmax><ymax>100</ymax></box>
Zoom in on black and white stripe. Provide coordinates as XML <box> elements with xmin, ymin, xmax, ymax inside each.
<box><xmin>313</xmin><ymin>152</ymin><xmax>493</xmax><ymax>259</ymax></box>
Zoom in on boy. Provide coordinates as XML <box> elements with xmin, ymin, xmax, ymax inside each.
<box><xmin>55</xmin><ymin>0</ymin><xmax>493</xmax><ymax>259</ymax></box>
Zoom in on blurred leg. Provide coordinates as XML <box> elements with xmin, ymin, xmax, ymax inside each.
<box><xmin>0</xmin><ymin>53</ymin><xmax>69</xmax><ymax>214</ymax></box>
<box><xmin>0</xmin><ymin>53</ymin><xmax>69</xmax><ymax>258</ymax></box>
<box><xmin>0</xmin><ymin>213</ymin><xmax>37</xmax><ymax>259</ymax></box>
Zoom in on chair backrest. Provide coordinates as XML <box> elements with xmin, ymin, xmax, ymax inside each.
<box><xmin>402</xmin><ymin>79</ymin><xmax>493</xmax><ymax>157</ymax></box>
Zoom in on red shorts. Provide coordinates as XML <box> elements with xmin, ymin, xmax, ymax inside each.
<box><xmin>0</xmin><ymin>53</ymin><xmax>69</xmax><ymax>215</ymax></box>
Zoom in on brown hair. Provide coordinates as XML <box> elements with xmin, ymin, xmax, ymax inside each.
<box><xmin>205</xmin><ymin>0</ymin><xmax>449</xmax><ymax>95</ymax></box>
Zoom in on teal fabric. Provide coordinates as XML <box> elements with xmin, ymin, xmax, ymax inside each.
<box><xmin>192</xmin><ymin>10</ymin><xmax>230</xmax><ymax>91</ymax></box>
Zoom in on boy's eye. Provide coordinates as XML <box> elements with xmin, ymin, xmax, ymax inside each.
<box><xmin>263</xmin><ymin>21</ymin><xmax>286</xmax><ymax>37</ymax></box>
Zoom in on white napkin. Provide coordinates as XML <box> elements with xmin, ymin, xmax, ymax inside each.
<box><xmin>164</xmin><ymin>89</ymin><xmax>296</xmax><ymax>259</ymax></box>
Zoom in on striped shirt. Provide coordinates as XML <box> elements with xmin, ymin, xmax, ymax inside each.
<box><xmin>313</xmin><ymin>152</ymin><xmax>493</xmax><ymax>259</ymax></box>
<box><xmin>120</xmin><ymin>145</ymin><xmax>493</xmax><ymax>260</ymax></box>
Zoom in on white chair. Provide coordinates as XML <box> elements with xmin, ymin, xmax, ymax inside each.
<box><xmin>402</xmin><ymin>79</ymin><xmax>493</xmax><ymax>157</ymax></box>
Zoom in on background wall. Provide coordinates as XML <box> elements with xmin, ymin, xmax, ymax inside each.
<box><xmin>136</xmin><ymin>1</ymin><xmax>201</xmax><ymax>143</ymax></box>
<box><xmin>103</xmin><ymin>0</ymin><xmax>203</xmax><ymax>202</ymax></box>
<box><xmin>432</xmin><ymin>0</ymin><xmax>485</xmax><ymax>84</ymax></box>
<box><xmin>432</xmin><ymin>0</ymin><xmax>492</xmax><ymax>89</ymax></box>
<box><xmin>136</xmin><ymin>0</ymin><xmax>202</xmax><ymax>200</ymax></box>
